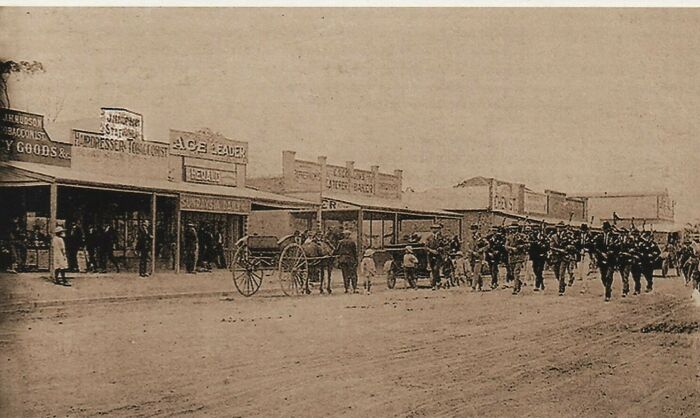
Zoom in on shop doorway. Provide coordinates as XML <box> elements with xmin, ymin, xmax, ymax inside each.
<box><xmin>180</xmin><ymin>211</ymin><xmax>245</xmax><ymax>272</ymax></box>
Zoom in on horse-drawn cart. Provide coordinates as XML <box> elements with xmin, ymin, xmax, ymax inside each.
<box><xmin>230</xmin><ymin>234</ymin><xmax>336</xmax><ymax>297</ymax></box>
<box><xmin>380</xmin><ymin>242</ymin><xmax>433</xmax><ymax>289</ymax></box>
<box><xmin>230</xmin><ymin>235</ymin><xmax>309</xmax><ymax>297</ymax></box>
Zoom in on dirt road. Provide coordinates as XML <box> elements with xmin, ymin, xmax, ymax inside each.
<box><xmin>1</xmin><ymin>275</ymin><xmax>698</xmax><ymax>417</ymax></box>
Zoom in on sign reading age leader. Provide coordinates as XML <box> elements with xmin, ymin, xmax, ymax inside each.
<box><xmin>170</xmin><ymin>129</ymin><xmax>248</xmax><ymax>165</ymax></box>
<box><xmin>0</xmin><ymin>108</ymin><xmax>72</xmax><ymax>167</ymax></box>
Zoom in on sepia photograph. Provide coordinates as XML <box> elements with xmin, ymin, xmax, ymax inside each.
<box><xmin>0</xmin><ymin>4</ymin><xmax>699</xmax><ymax>417</ymax></box>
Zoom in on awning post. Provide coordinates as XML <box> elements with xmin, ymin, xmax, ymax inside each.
<box><xmin>175</xmin><ymin>195</ymin><xmax>181</xmax><ymax>273</ymax></box>
<box><xmin>151</xmin><ymin>193</ymin><xmax>157</xmax><ymax>274</ymax></box>
<box><xmin>49</xmin><ymin>182</ymin><xmax>57</xmax><ymax>275</ymax></box>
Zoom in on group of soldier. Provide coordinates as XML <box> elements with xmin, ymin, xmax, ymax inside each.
<box><xmin>433</xmin><ymin>219</ymin><xmax>668</xmax><ymax>302</ymax></box>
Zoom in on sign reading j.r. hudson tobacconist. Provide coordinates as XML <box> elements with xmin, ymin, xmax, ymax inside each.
<box><xmin>170</xmin><ymin>129</ymin><xmax>247</xmax><ymax>165</ymax></box>
<box><xmin>72</xmin><ymin>108</ymin><xmax>168</xmax><ymax>158</ymax></box>
<box><xmin>0</xmin><ymin>108</ymin><xmax>72</xmax><ymax>167</ymax></box>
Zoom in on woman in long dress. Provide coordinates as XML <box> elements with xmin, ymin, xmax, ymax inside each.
<box><xmin>53</xmin><ymin>226</ymin><xmax>70</xmax><ymax>286</ymax></box>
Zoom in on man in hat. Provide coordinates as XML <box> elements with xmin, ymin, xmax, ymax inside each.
<box><xmin>594</xmin><ymin>221</ymin><xmax>619</xmax><ymax>301</ymax></box>
<box><xmin>136</xmin><ymin>220</ymin><xmax>153</xmax><ymax>278</ymax></box>
<box><xmin>425</xmin><ymin>224</ymin><xmax>444</xmax><ymax>290</ymax></box>
<box><xmin>629</xmin><ymin>228</ymin><xmax>644</xmax><ymax>295</ymax></box>
<box><xmin>638</xmin><ymin>230</ymin><xmax>661</xmax><ymax>293</ymax></box>
<box><xmin>485</xmin><ymin>225</ymin><xmax>506</xmax><ymax>289</ymax></box>
<box><xmin>99</xmin><ymin>222</ymin><xmax>120</xmax><ymax>274</ymax></box>
<box><xmin>403</xmin><ymin>246</ymin><xmax>419</xmax><ymax>289</ymax></box>
<box><xmin>529</xmin><ymin>224</ymin><xmax>550</xmax><ymax>291</ymax></box>
<box><xmin>549</xmin><ymin>222</ymin><xmax>572</xmax><ymax>296</ymax></box>
<box><xmin>183</xmin><ymin>222</ymin><xmax>199</xmax><ymax>274</ymax></box>
<box><xmin>469</xmin><ymin>225</ymin><xmax>489</xmax><ymax>291</ymax></box>
<box><xmin>336</xmin><ymin>230</ymin><xmax>358</xmax><ymax>293</ymax></box>
<box><xmin>505</xmin><ymin>222</ymin><xmax>528</xmax><ymax>295</ymax></box>
<box><xmin>576</xmin><ymin>223</ymin><xmax>594</xmax><ymax>281</ymax></box>
<box><xmin>616</xmin><ymin>227</ymin><xmax>635</xmax><ymax>297</ymax></box>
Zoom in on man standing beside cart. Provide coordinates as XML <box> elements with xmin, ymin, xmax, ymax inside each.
<box><xmin>336</xmin><ymin>230</ymin><xmax>358</xmax><ymax>293</ymax></box>
<box><xmin>425</xmin><ymin>224</ymin><xmax>444</xmax><ymax>291</ymax></box>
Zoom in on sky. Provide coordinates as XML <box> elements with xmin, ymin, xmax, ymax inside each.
<box><xmin>1</xmin><ymin>8</ymin><xmax>698</xmax><ymax>222</ymax></box>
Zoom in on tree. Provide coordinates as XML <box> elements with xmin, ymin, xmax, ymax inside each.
<box><xmin>0</xmin><ymin>60</ymin><xmax>45</xmax><ymax>109</ymax></box>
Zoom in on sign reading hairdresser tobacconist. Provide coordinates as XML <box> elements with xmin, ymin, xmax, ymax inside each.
<box><xmin>0</xmin><ymin>108</ymin><xmax>72</xmax><ymax>167</ymax></box>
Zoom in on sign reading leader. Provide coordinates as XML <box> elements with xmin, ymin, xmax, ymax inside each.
<box><xmin>170</xmin><ymin>129</ymin><xmax>247</xmax><ymax>165</ymax></box>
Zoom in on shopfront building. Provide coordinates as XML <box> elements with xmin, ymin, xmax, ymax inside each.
<box><xmin>0</xmin><ymin>107</ymin><xmax>313</xmax><ymax>274</ymax></box>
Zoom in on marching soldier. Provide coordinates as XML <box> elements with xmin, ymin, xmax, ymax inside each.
<box><xmin>678</xmin><ymin>239</ymin><xmax>695</xmax><ymax>286</ymax></box>
<box><xmin>594</xmin><ymin>221</ymin><xmax>618</xmax><ymax>302</ymax></box>
<box><xmin>548</xmin><ymin>222</ymin><xmax>571</xmax><ymax>296</ymax></box>
<box><xmin>638</xmin><ymin>230</ymin><xmax>661</xmax><ymax>293</ymax></box>
<box><xmin>616</xmin><ymin>227</ymin><xmax>635</xmax><ymax>297</ymax></box>
<box><xmin>486</xmin><ymin>225</ymin><xmax>506</xmax><ymax>290</ymax></box>
<box><xmin>577</xmin><ymin>223</ymin><xmax>595</xmax><ymax>281</ymax></box>
<box><xmin>470</xmin><ymin>225</ymin><xmax>489</xmax><ymax>292</ymax></box>
<box><xmin>529</xmin><ymin>224</ymin><xmax>549</xmax><ymax>291</ymax></box>
<box><xmin>506</xmin><ymin>222</ymin><xmax>529</xmax><ymax>295</ymax></box>
<box><xmin>564</xmin><ymin>225</ymin><xmax>579</xmax><ymax>287</ymax></box>
<box><xmin>629</xmin><ymin>228</ymin><xmax>644</xmax><ymax>295</ymax></box>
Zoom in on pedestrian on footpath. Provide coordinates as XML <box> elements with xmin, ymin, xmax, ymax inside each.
<box><xmin>403</xmin><ymin>246</ymin><xmax>419</xmax><ymax>290</ymax></box>
<box><xmin>52</xmin><ymin>226</ymin><xmax>70</xmax><ymax>286</ymax></box>
<box><xmin>336</xmin><ymin>230</ymin><xmax>358</xmax><ymax>293</ymax></box>
<box><xmin>183</xmin><ymin>222</ymin><xmax>199</xmax><ymax>274</ymax></box>
<box><xmin>360</xmin><ymin>248</ymin><xmax>376</xmax><ymax>294</ymax></box>
<box><xmin>136</xmin><ymin>220</ymin><xmax>153</xmax><ymax>278</ymax></box>
<box><xmin>99</xmin><ymin>223</ymin><xmax>120</xmax><ymax>273</ymax></box>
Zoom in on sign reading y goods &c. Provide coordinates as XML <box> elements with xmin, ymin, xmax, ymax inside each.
<box><xmin>170</xmin><ymin>129</ymin><xmax>248</xmax><ymax>165</ymax></box>
<box><xmin>0</xmin><ymin>108</ymin><xmax>72</xmax><ymax>167</ymax></box>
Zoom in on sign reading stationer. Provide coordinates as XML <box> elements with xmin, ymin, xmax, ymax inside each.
<box><xmin>0</xmin><ymin>108</ymin><xmax>72</xmax><ymax>167</ymax></box>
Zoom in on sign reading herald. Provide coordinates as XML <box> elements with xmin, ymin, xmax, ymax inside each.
<box><xmin>0</xmin><ymin>108</ymin><xmax>72</xmax><ymax>167</ymax></box>
<box><xmin>170</xmin><ymin>129</ymin><xmax>248</xmax><ymax>165</ymax></box>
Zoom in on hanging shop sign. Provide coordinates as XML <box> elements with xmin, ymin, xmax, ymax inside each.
<box><xmin>72</xmin><ymin>108</ymin><xmax>168</xmax><ymax>158</ymax></box>
<box><xmin>170</xmin><ymin>129</ymin><xmax>248</xmax><ymax>165</ymax></box>
<box><xmin>100</xmin><ymin>108</ymin><xmax>143</xmax><ymax>142</ymax></box>
<box><xmin>180</xmin><ymin>193</ymin><xmax>251</xmax><ymax>214</ymax></box>
<box><xmin>0</xmin><ymin>108</ymin><xmax>72</xmax><ymax>167</ymax></box>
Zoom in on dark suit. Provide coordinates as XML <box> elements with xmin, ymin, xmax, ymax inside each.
<box><xmin>425</xmin><ymin>232</ymin><xmax>443</xmax><ymax>288</ymax></box>
<box><xmin>99</xmin><ymin>225</ymin><xmax>120</xmax><ymax>273</ymax></box>
<box><xmin>336</xmin><ymin>237</ymin><xmax>358</xmax><ymax>291</ymax></box>
<box><xmin>136</xmin><ymin>226</ymin><xmax>153</xmax><ymax>276</ymax></box>
<box><xmin>594</xmin><ymin>231</ymin><xmax>618</xmax><ymax>299</ymax></box>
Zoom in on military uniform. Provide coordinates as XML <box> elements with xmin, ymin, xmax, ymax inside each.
<box><xmin>637</xmin><ymin>233</ymin><xmax>661</xmax><ymax>292</ymax></box>
<box><xmin>486</xmin><ymin>227</ymin><xmax>506</xmax><ymax>289</ymax></box>
<box><xmin>528</xmin><ymin>228</ymin><xmax>549</xmax><ymax>291</ymax></box>
<box><xmin>548</xmin><ymin>225</ymin><xmax>572</xmax><ymax>295</ymax></box>
<box><xmin>594</xmin><ymin>224</ymin><xmax>618</xmax><ymax>301</ymax></box>
<box><xmin>616</xmin><ymin>229</ymin><xmax>635</xmax><ymax>296</ymax></box>
<box><xmin>470</xmin><ymin>231</ymin><xmax>489</xmax><ymax>291</ymax></box>
<box><xmin>506</xmin><ymin>226</ymin><xmax>529</xmax><ymax>294</ymax></box>
<box><xmin>564</xmin><ymin>228</ymin><xmax>579</xmax><ymax>286</ymax></box>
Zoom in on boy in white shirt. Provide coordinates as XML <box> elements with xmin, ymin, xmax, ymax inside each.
<box><xmin>360</xmin><ymin>248</ymin><xmax>377</xmax><ymax>295</ymax></box>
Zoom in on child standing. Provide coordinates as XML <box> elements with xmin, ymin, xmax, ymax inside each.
<box><xmin>403</xmin><ymin>246</ymin><xmax>419</xmax><ymax>290</ymax></box>
<box><xmin>360</xmin><ymin>248</ymin><xmax>376</xmax><ymax>294</ymax></box>
<box><xmin>52</xmin><ymin>226</ymin><xmax>70</xmax><ymax>286</ymax></box>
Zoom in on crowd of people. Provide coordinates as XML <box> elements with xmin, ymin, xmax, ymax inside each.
<box><xmin>404</xmin><ymin>221</ymin><xmax>700</xmax><ymax>302</ymax></box>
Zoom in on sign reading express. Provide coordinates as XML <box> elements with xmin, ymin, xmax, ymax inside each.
<box><xmin>0</xmin><ymin>108</ymin><xmax>72</xmax><ymax>167</ymax></box>
<box><xmin>180</xmin><ymin>193</ymin><xmax>251</xmax><ymax>214</ymax></box>
<box><xmin>170</xmin><ymin>129</ymin><xmax>247</xmax><ymax>165</ymax></box>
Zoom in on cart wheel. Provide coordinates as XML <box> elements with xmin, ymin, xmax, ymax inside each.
<box><xmin>279</xmin><ymin>243</ymin><xmax>308</xmax><ymax>296</ymax></box>
<box><xmin>386</xmin><ymin>270</ymin><xmax>396</xmax><ymax>289</ymax></box>
<box><xmin>231</xmin><ymin>244</ymin><xmax>263</xmax><ymax>297</ymax></box>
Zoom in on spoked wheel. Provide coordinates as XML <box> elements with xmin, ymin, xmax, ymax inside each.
<box><xmin>231</xmin><ymin>244</ymin><xmax>263</xmax><ymax>297</ymax></box>
<box><xmin>278</xmin><ymin>243</ymin><xmax>308</xmax><ymax>296</ymax></box>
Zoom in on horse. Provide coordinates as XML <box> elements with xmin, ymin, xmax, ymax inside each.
<box><xmin>301</xmin><ymin>238</ymin><xmax>336</xmax><ymax>294</ymax></box>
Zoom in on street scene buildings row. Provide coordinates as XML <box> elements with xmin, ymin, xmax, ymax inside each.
<box><xmin>0</xmin><ymin>106</ymin><xmax>678</xmax><ymax>274</ymax></box>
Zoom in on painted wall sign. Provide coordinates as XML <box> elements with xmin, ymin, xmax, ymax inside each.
<box><xmin>170</xmin><ymin>129</ymin><xmax>248</xmax><ymax>165</ymax></box>
<box><xmin>72</xmin><ymin>108</ymin><xmax>167</xmax><ymax>158</ymax></box>
<box><xmin>184</xmin><ymin>165</ymin><xmax>237</xmax><ymax>186</ymax></box>
<box><xmin>0</xmin><ymin>108</ymin><xmax>72</xmax><ymax>167</ymax></box>
<box><xmin>524</xmin><ymin>191</ymin><xmax>548</xmax><ymax>215</ymax></box>
<box><xmin>492</xmin><ymin>182</ymin><xmax>518</xmax><ymax>213</ymax></box>
<box><xmin>100</xmin><ymin>108</ymin><xmax>143</xmax><ymax>142</ymax></box>
<box><xmin>180</xmin><ymin>193</ymin><xmax>251</xmax><ymax>214</ymax></box>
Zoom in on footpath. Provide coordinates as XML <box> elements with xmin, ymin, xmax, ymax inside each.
<box><xmin>0</xmin><ymin>269</ymin><xmax>352</xmax><ymax>310</ymax></box>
